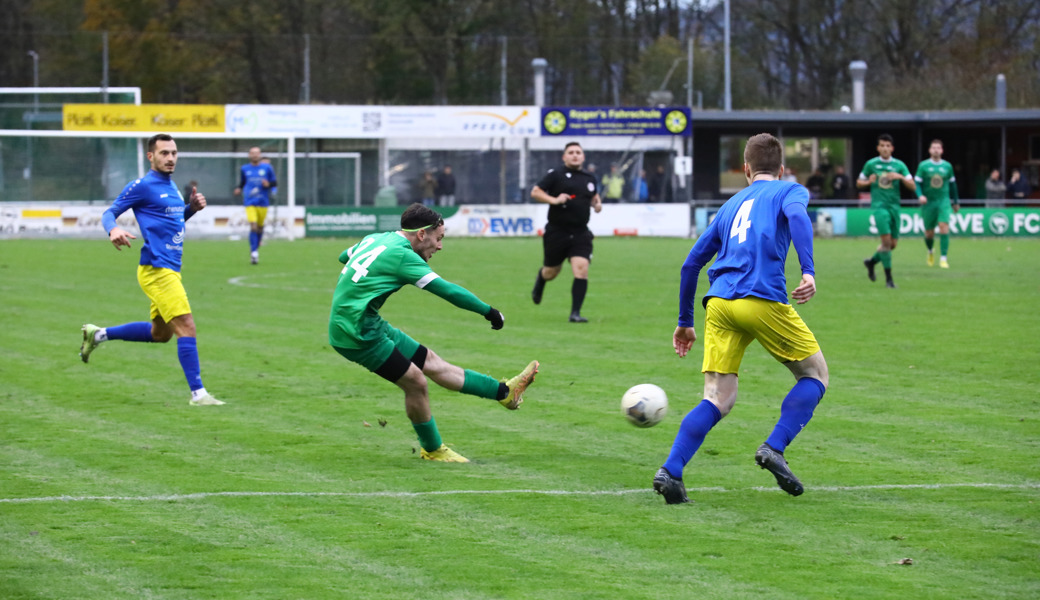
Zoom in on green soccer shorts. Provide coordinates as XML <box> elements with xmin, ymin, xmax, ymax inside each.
<box><xmin>921</xmin><ymin>201</ymin><xmax>951</xmax><ymax>231</ymax></box>
<box><xmin>873</xmin><ymin>205</ymin><xmax>901</xmax><ymax>239</ymax></box>
<box><xmin>332</xmin><ymin>321</ymin><xmax>421</xmax><ymax>373</ymax></box>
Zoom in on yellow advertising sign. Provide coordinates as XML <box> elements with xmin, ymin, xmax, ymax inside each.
<box><xmin>63</xmin><ymin>104</ymin><xmax>224</xmax><ymax>132</ymax></box>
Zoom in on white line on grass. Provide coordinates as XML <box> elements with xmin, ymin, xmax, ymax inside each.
<box><xmin>227</xmin><ymin>272</ymin><xmax>330</xmax><ymax>293</ymax></box>
<box><xmin>2</xmin><ymin>482</ymin><xmax>1037</xmax><ymax>504</ymax></box>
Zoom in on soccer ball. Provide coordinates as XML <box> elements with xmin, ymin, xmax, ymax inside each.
<box><xmin>621</xmin><ymin>384</ymin><xmax>668</xmax><ymax>428</ymax></box>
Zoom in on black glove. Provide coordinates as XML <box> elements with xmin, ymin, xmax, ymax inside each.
<box><xmin>485</xmin><ymin>307</ymin><xmax>504</xmax><ymax>330</ymax></box>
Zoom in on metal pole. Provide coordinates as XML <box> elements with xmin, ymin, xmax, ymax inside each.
<box><xmin>28</xmin><ymin>51</ymin><xmax>39</xmax><ymax>112</ymax></box>
<box><xmin>102</xmin><ymin>32</ymin><xmax>109</xmax><ymax>103</ymax></box>
<box><xmin>301</xmin><ymin>34</ymin><xmax>311</xmax><ymax>104</ymax></box>
<box><xmin>724</xmin><ymin>0</ymin><xmax>731</xmax><ymax>111</ymax></box>
<box><xmin>287</xmin><ymin>136</ymin><xmax>296</xmax><ymax>241</ymax></box>
<box><xmin>500</xmin><ymin>36</ymin><xmax>507</xmax><ymax>105</ymax></box>
<box><xmin>27</xmin><ymin>51</ymin><xmax>39</xmax><ymax>202</ymax></box>
<box><xmin>849</xmin><ymin>61</ymin><xmax>868</xmax><ymax>112</ymax></box>
<box><xmin>686</xmin><ymin>36</ymin><xmax>694</xmax><ymax>203</ymax></box>
<box><xmin>532</xmin><ymin>58</ymin><xmax>547</xmax><ymax>106</ymax></box>
<box><xmin>500</xmin><ymin>137</ymin><xmax>506</xmax><ymax>205</ymax></box>
<box><xmin>1001</xmin><ymin>126</ymin><xmax>1007</xmax><ymax>186</ymax></box>
<box><xmin>995</xmin><ymin>73</ymin><xmax>1006</xmax><ymax>110</ymax></box>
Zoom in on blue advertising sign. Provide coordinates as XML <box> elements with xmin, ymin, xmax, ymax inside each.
<box><xmin>540</xmin><ymin>107</ymin><xmax>690</xmax><ymax>136</ymax></box>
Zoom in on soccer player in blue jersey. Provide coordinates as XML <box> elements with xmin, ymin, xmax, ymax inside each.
<box><xmin>653</xmin><ymin>133</ymin><xmax>829</xmax><ymax>504</ymax></box>
<box><xmin>234</xmin><ymin>146</ymin><xmax>277</xmax><ymax>265</ymax></box>
<box><xmin>79</xmin><ymin>133</ymin><xmax>223</xmax><ymax>407</ymax></box>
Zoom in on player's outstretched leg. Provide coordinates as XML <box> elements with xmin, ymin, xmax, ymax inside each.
<box><xmin>80</xmin><ymin>322</ymin><xmax>154</xmax><ymax>363</ymax></box>
<box><xmin>755</xmin><ymin>443</ymin><xmax>803</xmax><ymax>496</ymax></box>
<box><xmin>500</xmin><ymin>360</ymin><xmax>539</xmax><ymax>410</ymax></box>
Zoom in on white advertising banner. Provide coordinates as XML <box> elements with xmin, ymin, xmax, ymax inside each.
<box><xmin>443</xmin><ymin>204</ymin><xmax>691</xmax><ymax>238</ymax></box>
<box><xmin>0</xmin><ymin>205</ymin><xmax>305</xmax><ymax>240</ymax></box>
<box><xmin>224</xmin><ymin>105</ymin><xmax>540</xmax><ymax>138</ymax></box>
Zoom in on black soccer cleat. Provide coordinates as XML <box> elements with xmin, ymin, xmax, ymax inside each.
<box><xmin>568</xmin><ymin>312</ymin><xmax>588</xmax><ymax>323</ymax></box>
<box><xmin>863</xmin><ymin>258</ymin><xmax>876</xmax><ymax>282</ymax></box>
<box><xmin>755</xmin><ymin>443</ymin><xmax>804</xmax><ymax>496</ymax></box>
<box><xmin>653</xmin><ymin>467</ymin><xmax>691</xmax><ymax>504</ymax></box>
<box><xmin>885</xmin><ymin>279</ymin><xmax>897</xmax><ymax>289</ymax></box>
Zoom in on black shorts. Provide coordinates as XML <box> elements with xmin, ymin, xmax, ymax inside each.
<box><xmin>542</xmin><ymin>227</ymin><xmax>594</xmax><ymax>267</ymax></box>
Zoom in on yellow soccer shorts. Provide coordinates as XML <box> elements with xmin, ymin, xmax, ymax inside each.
<box><xmin>701</xmin><ymin>296</ymin><xmax>820</xmax><ymax>374</ymax></box>
<box><xmin>137</xmin><ymin>265</ymin><xmax>192</xmax><ymax>322</ymax></box>
<box><xmin>245</xmin><ymin>205</ymin><xmax>268</xmax><ymax>228</ymax></box>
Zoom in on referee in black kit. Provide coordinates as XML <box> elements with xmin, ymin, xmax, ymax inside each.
<box><xmin>530</xmin><ymin>141</ymin><xmax>603</xmax><ymax>323</ymax></box>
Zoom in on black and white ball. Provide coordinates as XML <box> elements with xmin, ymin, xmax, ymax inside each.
<box><xmin>621</xmin><ymin>384</ymin><xmax>668</xmax><ymax>428</ymax></box>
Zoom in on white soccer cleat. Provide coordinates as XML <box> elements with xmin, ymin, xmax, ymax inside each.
<box><xmin>189</xmin><ymin>392</ymin><xmax>225</xmax><ymax>406</ymax></box>
<box><xmin>80</xmin><ymin>324</ymin><xmax>102</xmax><ymax>363</ymax></box>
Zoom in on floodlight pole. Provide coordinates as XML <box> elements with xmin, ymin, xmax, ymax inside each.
<box><xmin>101</xmin><ymin>32</ymin><xmax>109</xmax><ymax>103</ymax></box>
<box><xmin>723</xmin><ymin>0</ymin><xmax>731</xmax><ymax>112</ymax></box>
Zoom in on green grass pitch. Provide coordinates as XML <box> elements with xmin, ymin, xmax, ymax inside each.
<box><xmin>1</xmin><ymin>235</ymin><xmax>1038</xmax><ymax>599</ymax></box>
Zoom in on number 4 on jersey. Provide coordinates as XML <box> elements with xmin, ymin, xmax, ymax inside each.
<box><xmin>730</xmin><ymin>198</ymin><xmax>755</xmax><ymax>243</ymax></box>
<box><xmin>342</xmin><ymin>237</ymin><xmax>387</xmax><ymax>282</ymax></box>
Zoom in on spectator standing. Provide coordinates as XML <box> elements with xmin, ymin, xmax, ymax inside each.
<box><xmin>1007</xmin><ymin>168</ymin><xmax>1031</xmax><ymax>202</ymax></box>
<box><xmin>829</xmin><ymin>166</ymin><xmax>849</xmax><ymax>200</ymax></box>
<box><xmin>805</xmin><ymin>169</ymin><xmax>825</xmax><ymax>200</ymax></box>
<box><xmin>984</xmin><ymin>169</ymin><xmax>1006</xmax><ymax>206</ymax></box>
<box><xmin>421</xmin><ymin>171</ymin><xmax>437</xmax><ymax>207</ymax></box>
<box><xmin>601</xmin><ymin>165</ymin><xmax>625</xmax><ymax>204</ymax></box>
<box><xmin>634</xmin><ymin>169</ymin><xmax>650</xmax><ymax>203</ymax></box>
<box><xmin>437</xmin><ymin>166</ymin><xmax>457</xmax><ymax>207</ymax></box>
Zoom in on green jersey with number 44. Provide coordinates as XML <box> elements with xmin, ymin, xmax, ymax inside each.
<box><xmin>860</xmin><ymin>156</ymin><xmax>911</xmax><ymax>208</ymax></box>
<box><xmin>328</xmin><ymin>231</ymin><xmax>490</xmax><ymax>349</ymax></box>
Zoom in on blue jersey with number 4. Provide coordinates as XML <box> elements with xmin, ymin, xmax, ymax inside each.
<box><xmin>678</xmin><ymin>179</ymin><xmax>814</xmax><ymax>327</ymax></box>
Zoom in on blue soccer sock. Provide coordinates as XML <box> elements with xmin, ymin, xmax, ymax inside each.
<box><xmin>249</xmin><ymin>231</ymin><xmax>259</xmax><ymax>252</ymax></box>
<box><xmin>105</xmin><ymin>322</ymin><xmax>154</xmax><ymax>343</ymax></box>
<box><xmin>176</xmin><ymin>337</ymin><xmax>204</xmax><ymax>392</ymax></box>
<box><xmin>765</xmin><ymin>378</ymin><xmax>826</xmax><ymax>453</ymax></box>
<box><xmin>662</xmin><ymin>400</ymin><xmax>723</xmax><ymax>479</ymax></box>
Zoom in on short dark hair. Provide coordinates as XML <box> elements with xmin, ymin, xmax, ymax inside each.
<box><xmin>930</xmin><ymin>139</ymin><xmax>943</xmax><ymax>147</ymax></box>
<box><xmin>148</xmin><ymin>133</ymin><xmax>174</xmax><ymax>152</ymax></box>
<box><xmin>401</xmin><ymin>203</ymin><xmax>444</xmax><ymax>231</ymax></box>
<box><xmin>743</xmin><ymin>133</ymin><xmax>783</xmax><ymax>177</ymax></box>
<box><xmin>878</xmin><ymin>133</ymin><xmax>894</xmax><ymax>144</ymax></box>
<box><xmin>564</xmin><ymin>142</ymin><xmax>582</xmax><ymax>151</ymax></box>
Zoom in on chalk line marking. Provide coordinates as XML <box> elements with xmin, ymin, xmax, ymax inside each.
<box><xmin>227</xmin><ymin>271</ymin><xmax>331</xmax><ymax>293</ymax></box>
<box><xmin>2</xmin><ymin>482</ymin><xmax>1037</xmax><ymax>504</ymax></box>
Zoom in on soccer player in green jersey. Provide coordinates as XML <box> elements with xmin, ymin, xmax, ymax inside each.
<box><xmin>914</xmin><ymin>139</ymin><xmax>960</xmax><ymax>269</ymax></box>
<box><xmin>857</xmin><ymin>134</ymin><xmax>916</xmax><ymax>288</ymax></box>
<box><xmin>329</xmin><ymin>203</ymin><xmax>539</xmax><ymax>463</ymax></box>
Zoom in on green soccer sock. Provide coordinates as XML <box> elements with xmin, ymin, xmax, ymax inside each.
<box><xmin>870</xmin><ymin>251</ymin><xmax>881</xmax><ymax>264</ymax></box>
<box><xmin>925</xmin><ymin>237</ymin><xmax>934</xmax><ymax>251</ymax></box>
<box><xmin>939</xmin><ymin>233</ymin><xmax>949</xmax><ymax>256</ymax></box>
<box><xmin>412</xmin><ymin>417</ymin><xmax>443</xmax><ymax>452</ymax></box>
<box><xmin>460</xmin><ymin>369</ymin><xmax>501</xmax><ymax>400</ymax></box>
<box><xmin>879</xmin><ymin>251</ymin><xmax>892</xmax><ymax>269</ymax></box>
